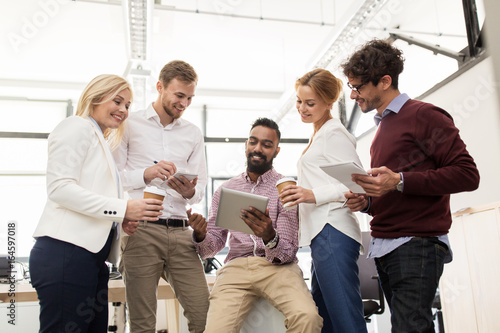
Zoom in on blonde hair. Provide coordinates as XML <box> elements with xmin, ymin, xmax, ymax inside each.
<box><xmin>296</xmin><ymin>68</ymin><xmax>343</xmax><ymax>153</ymax></box>
<box><xmin>75</xmin><ymin>74</ymin><xmax>132</xmax><ymax>150</ymax></box>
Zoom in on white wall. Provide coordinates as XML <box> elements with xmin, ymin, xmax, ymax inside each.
<box><xmin>421</xmin><ymin>57</ymin><xmax>500</xmax><ymax>211</ymax></box>
<box><xmin>483</xmin><ymin>0</ymin><xmax>500</xmax><ymax>109</ymax></box>
<box><xmin>354</xmin><ymin>56</ymin><xmax>500</xmax><ymax>212</ymax></box>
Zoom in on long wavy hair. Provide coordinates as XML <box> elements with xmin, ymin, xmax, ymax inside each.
<box><xmin>75</xmin><ymin>74</ymin><xmax>132</xmax><ymax>150</ymax></box>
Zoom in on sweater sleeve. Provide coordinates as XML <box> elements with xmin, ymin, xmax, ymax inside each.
<box><xmin>402</xmin><ymin>106</ymin><xmax>480</xmax><ymax>195</ymax></box>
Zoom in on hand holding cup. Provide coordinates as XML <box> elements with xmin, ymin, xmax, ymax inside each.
<box><xmin>276</xmin><ymin>177</ymin><xmax>297</xmax><ymax>210</ymax></box>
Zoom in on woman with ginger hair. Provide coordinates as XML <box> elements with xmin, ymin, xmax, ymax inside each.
<box><xmin>280</xmin><ymin>68</ymin><xmax>367</xmax><ymax>332</ymax></box>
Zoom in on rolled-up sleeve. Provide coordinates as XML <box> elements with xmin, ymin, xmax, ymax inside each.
<box><xmin>264</xmin><ymin>198</ymin><xmax>299</xmax><ymax>264</ymax></box>
<box><xmin>194</xmin><ymin>188</ymin><xmax>228</xmax><ymax>259</ymax></box>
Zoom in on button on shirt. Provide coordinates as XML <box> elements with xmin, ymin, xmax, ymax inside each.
<box><xmin>368</xmin><ymin>93</ymin><xmax>452</xmax><ymax>263</ymax></box>
<box><xmin>195</xmin><ymin>168</ymin><xmax>299</xmax><ymax>265</ymax></box>
<box><xmin>113</xmin><ymin>104</ymin><xmax>207</xmax><ymax>219</ymax></box>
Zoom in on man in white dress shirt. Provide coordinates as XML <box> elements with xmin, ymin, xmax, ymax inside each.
<box><xmin>113</xmin><ymin>60</ymin><xmax>209</xmax><ymax>333</ymax></box>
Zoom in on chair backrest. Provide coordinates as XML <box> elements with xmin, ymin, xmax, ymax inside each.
<box><xmin>357</xmin><ymin>231</ymin><xmax>385</xmax><ymax>321</ymax></box>
<box><xmin>357</xmin><ymin>231</ymin><xmax>380</xmax><ymax>300</ymax></box>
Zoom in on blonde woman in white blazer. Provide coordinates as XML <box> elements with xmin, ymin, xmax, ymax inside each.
<box><xmin>29</xmin><ymin>75</ymin><xmax>163</xmax><ymax>333</ymax></box>
<box><xmin>280</xmin><ymin>69</ymin><xmax>367</xmax><ymax>333</ymax></box>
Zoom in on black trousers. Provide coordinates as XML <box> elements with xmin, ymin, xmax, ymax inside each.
<box><xmin>29</xmin><ymin>229</ymin><xmax>114</xmax><ymax>333</ymax></box>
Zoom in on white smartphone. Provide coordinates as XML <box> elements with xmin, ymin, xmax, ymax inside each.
<box><xmin>171</xmin><ymin>172</ymin><xmax>198</xmax><ymax>183</ymax></box>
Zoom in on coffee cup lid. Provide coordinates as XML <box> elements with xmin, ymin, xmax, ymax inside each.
<box><xmin>144</xmin><ymin>186</ymin><xmax>166</xmax><ymax>196</ymax></box>
<box><xmin>276</xmin><ymin>177</ymin><xmax>296</xmax><ymax>186</ymax></box>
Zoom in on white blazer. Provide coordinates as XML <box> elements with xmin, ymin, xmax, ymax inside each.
<box><xmin>33</xmin><ymin>116</ymin><xmax>127</xmax><ymax>264</ymax></box>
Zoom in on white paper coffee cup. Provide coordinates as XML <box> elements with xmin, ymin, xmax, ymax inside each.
<box><xmin>276</xmin><ymin>177</ymin><xmax>297</xmax><ymax>210</ymax></box>
<box><xmin>143</xmin><ymin>186</ymin><xmax>166</xmax><ymax>201</ymax></box>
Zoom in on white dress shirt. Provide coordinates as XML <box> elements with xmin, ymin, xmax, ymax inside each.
<box><xmin>297</xmin><ymin>118</ymin><xmax>363</xmax><ymax>247</ymax></box>
<box><xmin>113</xmin><ymin>104</ymin><xmax>207</xmax><ymax>219</ymax></box>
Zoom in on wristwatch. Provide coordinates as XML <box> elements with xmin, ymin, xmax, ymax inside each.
<box><xmin>265</xmin><ymin>232</ymin><xmax>279</xmax><ymax>249</ymax></box>
<box><xmin>396</xmin><ymin>173</ymin><xmax>404</xmax><ymax>192</ymax></box>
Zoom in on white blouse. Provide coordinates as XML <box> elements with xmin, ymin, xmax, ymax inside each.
<box><xmin>297</xmin><ymin>118</ymin><xmax>363</xmax><ymax>247</ymax></box>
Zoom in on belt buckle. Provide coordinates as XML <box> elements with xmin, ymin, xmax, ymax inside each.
<box><xmin>165</xmin><ymin>218</ymin><xmax>187</xmax><ymax>230</ymax></box>
<box><xmin>173</xmin><ymin>218</ymin><xmax>187</xmax><ymax>230</ymax></box>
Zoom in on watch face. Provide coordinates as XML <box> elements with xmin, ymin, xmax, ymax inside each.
<box><xmin>265</xmin><ymin>233</ymin><xmax>279</xmax><ymax>248</ymax></box>
<box><xmin>397</xmin><ymin>181</ymin><xmax>403</xmax><ymax>191</ymax></box>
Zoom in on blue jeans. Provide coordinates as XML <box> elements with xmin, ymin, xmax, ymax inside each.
<box><xmin>310</xmin><ymin>224</ymin><xmax>367</xmax><ymax>333</ymax></box>
<box><xmin>375</xmin><ymin>237</ymin><xmax>448</xmax><ymax>333</ymax></box>
<box><xmin>29</xmin><ymin>230</ymin><xmax>114</xmax><ymax>333</ymax></box>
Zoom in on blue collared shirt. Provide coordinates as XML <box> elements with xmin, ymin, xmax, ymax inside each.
<box><xmin>373</xmin><ymin>93</ymin><xmax>410</xmax><ymax>125</ymax></box>
<box><xmin>366</xmin><ymin>94</ymin><xmax>452</xmax><ymax>263</ymax></box>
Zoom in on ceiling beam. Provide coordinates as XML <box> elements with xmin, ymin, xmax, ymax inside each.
<box><xmin>462</xmin><ymin>0</ymin><xmax>482</xmax><ymax>58</ymax></box>
<box><xmin>204</xmin><ymin>137</ymin><xmax>308</xmax><ymax>144</ymax></box>
<box><xmin>0</xmin><ymin>78</ymin><xmax>280</xmax><ymax>99</ymax></box>
<box><xmin>0</xmin><ymin>132</ymin><xmax>49</xmax><ymax>139</ymax></box>
<box><xmin>0</xmin><ymin>78</ymin><xmax>85</xmax><ymax>91</ymax></box>
<box><xmin>388</xmin><ymin>32</ymin><xmax>467</xmax><ymax>63</ymax></box>
<box><xmin>273</xmin><ymin>0</ymin><xmax>390</xmax><ymax>125</ymax></box>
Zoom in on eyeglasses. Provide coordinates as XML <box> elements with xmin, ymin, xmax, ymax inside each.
<box><xmin>347</xmin><ymin>82</ymin><xmax>365</xmax><ymax>94</ymax></box>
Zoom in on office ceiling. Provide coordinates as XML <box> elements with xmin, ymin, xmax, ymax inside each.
<box><xmin>0</xmin><ymin>0</ymin><xmax>484</xmax><ymax>126</ymax></box>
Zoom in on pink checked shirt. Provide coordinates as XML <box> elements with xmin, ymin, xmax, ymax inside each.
<box><xmin>194</xmin><ymin>168</ymin><xmax>299</xmax><ymax>265</ymax></box>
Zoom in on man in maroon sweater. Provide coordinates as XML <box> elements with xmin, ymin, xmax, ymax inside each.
<box><xmin>341</xmin><ymin>39</ymin><xmax>480</xmax><ymax>332</ymax></box>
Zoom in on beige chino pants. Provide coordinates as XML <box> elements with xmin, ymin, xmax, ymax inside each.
<box><xmin>205</xmin><ymin>256</ymin><xmax>323</xmax><ymax>333</ymax></box>
<box><xmin>119</xmin><ymin>222</ymin><xmax>210</xmax><ymax>333</ymax></box>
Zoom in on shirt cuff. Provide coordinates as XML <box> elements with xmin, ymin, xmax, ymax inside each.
<box><xmin>127</xmin><ymin>168</ymin><xmax>148</xmax><ymax>190</ymax></box>
<box><xmin>361</xmin><ymin>197</ymin><xmax>371</xmax><ymax>213</ymax></box>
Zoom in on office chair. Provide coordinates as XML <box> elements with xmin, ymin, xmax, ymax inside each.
<box><xmin>203</xmin><ymin>257</ymin><xmax>222</xmax><ymax>274</ymax></box>
<box><xmin>357</xmin><ymin>231</ymin><xmax>385</xmax><ymax>322</ymax></box>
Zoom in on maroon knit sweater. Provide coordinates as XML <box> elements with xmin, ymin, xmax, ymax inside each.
<box><xmin>368</xmin><ymin>99</ymin><xmax>480</xmax><ymax>238</ymax></box>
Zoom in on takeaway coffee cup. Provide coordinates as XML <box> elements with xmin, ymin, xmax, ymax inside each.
<box><xmin>143</xmin><ymin>186</ymin><xmax>166</xmax><ymax>201</ymax></box>
<box><xmin>276</xmin><ymin>177</ymin><xmax>297</xmax><ymax>210</ymax></box>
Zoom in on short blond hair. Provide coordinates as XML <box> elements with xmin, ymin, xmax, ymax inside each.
<box><xmin>75</xmin><ymin>74</ymin><xmax>132</xmax><ymax>149</ymax></box>
<box><xmin>159</xmin><ymin>60</ymin><xmax>198</xmax><ymax>86</ymax></box>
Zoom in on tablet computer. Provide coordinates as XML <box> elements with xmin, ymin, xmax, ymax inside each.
<box><xmin>319</xmin><ymin>161</ymin><xmax>367</xmax><ymax>194</ymax></box>
<box><xmin>215</xmin><ymin>187</ymin><xmax>269</xmax><ymax>235</ymax></box>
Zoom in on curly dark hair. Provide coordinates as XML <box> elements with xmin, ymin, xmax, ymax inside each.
<box><xmin>341</xmin><ymin>39</ymin><xmax>404</xmax><ymax>89</ymax></box>
<box><xmin>250</xmin><ymin>117</ymin><xmax>281</xmax><ymax>141</ymax></box>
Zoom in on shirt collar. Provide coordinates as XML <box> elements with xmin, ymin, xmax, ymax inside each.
<box><xmin>88</xmin><ymin>116</ymin><xmax>103</xmax><ymax>135</ymax></box>
<box><xmin>374</xmin><ymin>93</ymin><xmax>410</xmax><ymax>125</ymax></box>
<box><xmin>146</xmin><ymin>103</ymin><xmax>181</xmax><ymax>128</ymax></box>
<box><xmin>145</xmin><ymin>103</ymin><xmax>158</xmax><ymax>120</ymax></box>
<box><xmin>243</xmin><ymin>167</ymin><xmax>276</xmax><ymax>184</ymax></box>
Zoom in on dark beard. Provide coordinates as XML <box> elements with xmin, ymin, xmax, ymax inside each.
<box><xmin>246</xmin><ymin>152</ymin><xmax>273</xmax><ymax>175</ymax></box>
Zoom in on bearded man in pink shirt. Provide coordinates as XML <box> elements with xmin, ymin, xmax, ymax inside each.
<box><xmin>188</xmin><ymin>117</ymin><xmax>323</xmax><ymax>333</ymax></box>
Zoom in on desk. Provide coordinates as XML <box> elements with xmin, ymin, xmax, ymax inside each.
<box><xmin>0</xmin><ymin>276</ymin><xmax>216</xmax><ymax>333</ymax></box>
